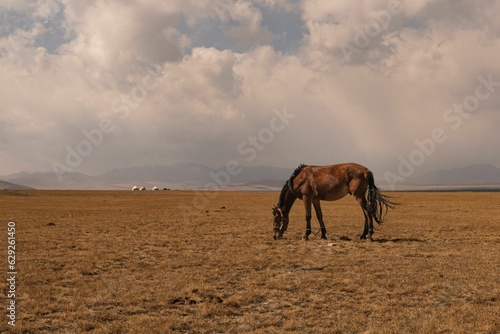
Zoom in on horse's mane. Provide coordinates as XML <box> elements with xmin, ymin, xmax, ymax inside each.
<box><xmin>277</xmin><ymin>164</ymin><xmax>307</xmax><ymax>207</ymax></box>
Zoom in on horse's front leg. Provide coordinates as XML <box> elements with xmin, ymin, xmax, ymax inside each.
<box><xmin>312</xmin><ymin>199</ymin><xmax>327</xmax><ymax>239</ymax></box>
<box><xmin>303</xmin><ymin>197</ymin><xmax>312</xmax><ymax>240</ymax></box>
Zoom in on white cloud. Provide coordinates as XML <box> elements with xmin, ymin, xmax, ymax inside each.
<box><xmin>60</xmin><ymin>1</ymin><xmax>184</xmax><ymax>78</ymax></box>
<box><xmin>1</xmin><ymin>0</ymin><xmax>500</xmax><ymax>178</ymax></box>
<box><xmin>224</xmin><ymin>1</ymin><xmax>273</xmax><ymax>46</ymax></box>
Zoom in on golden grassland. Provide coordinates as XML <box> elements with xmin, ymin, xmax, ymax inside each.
<box><xmin>0</xmin><ymin>190</ymin><xmax>499</xmax><ymax>333</ymax></box>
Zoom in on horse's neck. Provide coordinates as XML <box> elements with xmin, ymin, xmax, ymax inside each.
<box><xmin>281</xmin><ymin>190</ymin><xmax>297</xmax><ymax>217</ymax></box>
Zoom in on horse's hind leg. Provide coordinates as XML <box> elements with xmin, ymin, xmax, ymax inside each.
<box><xmin>366</xmin><ymin>214</ymin><xmax>374</xmax><ymax>241</ymax></box>
<box><xmin>356</xmin><ymin>196</ymin><xmax>373</xmax><ymax>241</ymax></box>
<box><xmin>360</xmin><ymin>210</ymin><xmax>369</xmax><ymax>240</ymax></box>
<box><xmin>312</xmin><ymin>199</ymin><xmax>327</xmax><ymax>239</ymax></box>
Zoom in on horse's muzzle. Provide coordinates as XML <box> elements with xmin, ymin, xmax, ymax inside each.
<box><xmin>273</xmin><ymin>227</ymin><xmax>283</xmax><ymax>240</ymax></box>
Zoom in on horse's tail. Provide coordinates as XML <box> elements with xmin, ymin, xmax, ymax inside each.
<box><xmin>366</xmin><ymin>171</ymin><xmax>396</xmax><ymax>224</ymax></box>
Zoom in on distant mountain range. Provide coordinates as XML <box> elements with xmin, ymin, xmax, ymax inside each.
<box><xmin>0</xmin><ymin>163</ymin><xmax>292</xmax><ymax>190</ymax></box>
<box><xmin>1</xmin><ymin>163</ymin><xmax>500</xmax><ymax>190</ymax></box>
<box><xmin>407</xmin><ymin>164</ymin><xmax>500</xmax><ymax>186</ymax></box>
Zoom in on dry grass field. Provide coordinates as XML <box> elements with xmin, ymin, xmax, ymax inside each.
<box><xmin>1</xmin><ymin>190</ymin><xmax>499</xmax><ymax>333</ymax></box>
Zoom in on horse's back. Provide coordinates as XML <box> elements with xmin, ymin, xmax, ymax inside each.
<box><xmin>304</xmin><ymin>163</ymin><xmax>369</xmax><ymax>177</ymax></box>
<box><xmin>294</xmin><ymin>163</ymin><xmax>370</xmax><ymax>200</ymax></box>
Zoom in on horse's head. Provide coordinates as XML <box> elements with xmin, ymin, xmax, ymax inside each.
<box><xmin>272</xmin><ymin>206</ymin><xmax>285</xmax><ymax>240</ymax></box>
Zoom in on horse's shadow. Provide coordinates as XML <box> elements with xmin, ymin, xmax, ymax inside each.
<box><xmin>373</xmin><ymin>238</ymin><xmax>426</xmax><ymax>243</ymax></box>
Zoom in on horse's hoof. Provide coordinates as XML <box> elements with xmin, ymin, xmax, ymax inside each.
<box><xmin>360</xmin><ymin>235</ymin><xmax>367</xmax><ymax>240</ymax></box>
<box><xmin>321</xmin><ymin>236</ymin><xmax>328</xmax><ymax>240</ymax></box>
<box><xmin>302</xmin><ymin>236</ymin><xmax>309</xmax><ymax>241</ymax></box>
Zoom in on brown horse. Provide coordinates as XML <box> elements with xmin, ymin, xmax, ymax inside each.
<box><xmin>272</xmin><ymin>163</ymin><xmax>396</xmax><ymax>241</ymax></box>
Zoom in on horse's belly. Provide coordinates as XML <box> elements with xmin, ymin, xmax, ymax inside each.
<box><xmin>319</xmin><ymin>185</ymin><xmax>350</xmax><ymax>201</ymax></box>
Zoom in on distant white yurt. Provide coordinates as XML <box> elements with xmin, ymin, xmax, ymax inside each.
<box><xmin>152</xmin><ymin>186</ymin><xmax>159</xmax><ymax>191</ymax></box>
<box><xmin>140</xmin><ymin>186</ymin><xmax>146</xmax><ymax>191</ymax></box>
<box><xmin>132</xmin><ymin>186</ymin><xmax>139</xmax><ymax>191</ymax></box>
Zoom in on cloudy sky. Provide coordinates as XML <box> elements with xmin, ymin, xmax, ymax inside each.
<box><xmin>1</xmin><ymin>0</ymin><xmax>499</xmax><ymax>180</ymax></box>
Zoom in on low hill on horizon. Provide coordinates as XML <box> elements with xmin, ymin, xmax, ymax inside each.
<box><xmin>0</xmin><ymin>180</ymin><xmax>35</xmax><ymax>190</ymax></box>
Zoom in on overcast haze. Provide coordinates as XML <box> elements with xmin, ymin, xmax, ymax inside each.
<box><xmin>1</xmin><ymin>0</ymin><xmax>499</xmax><ymax>182</ymax></box>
